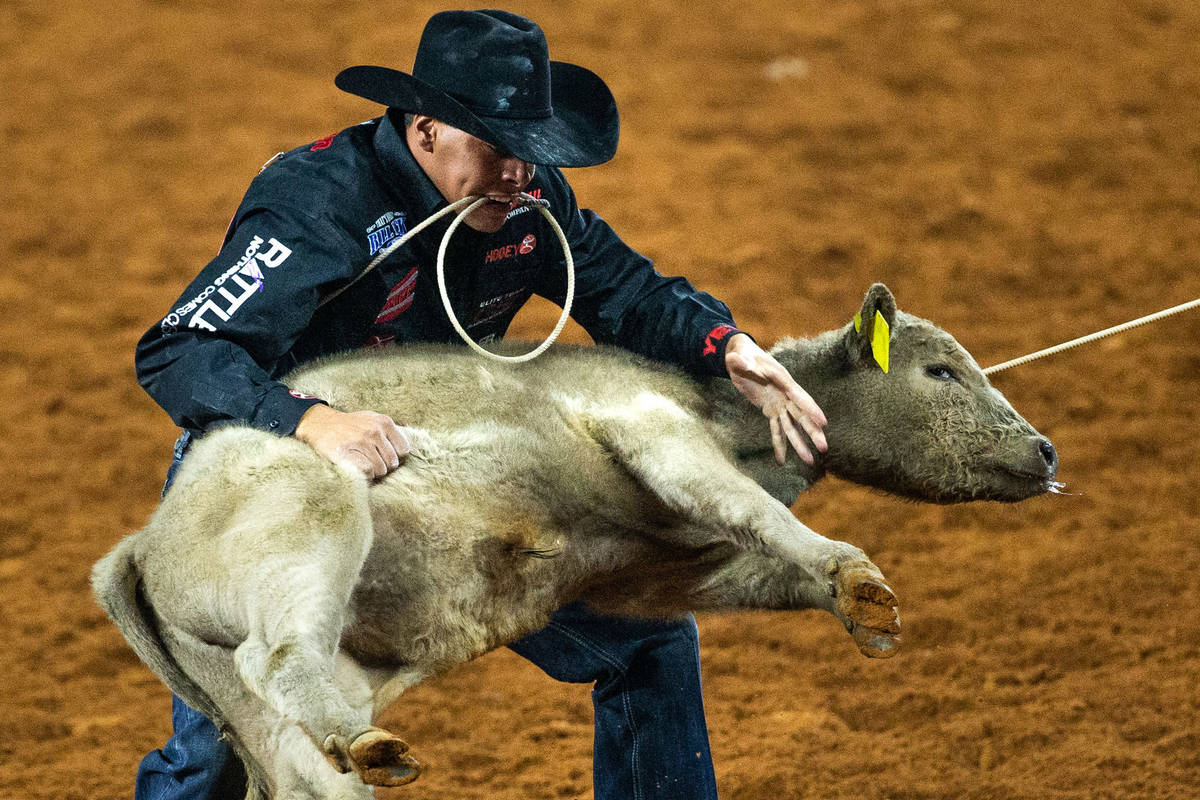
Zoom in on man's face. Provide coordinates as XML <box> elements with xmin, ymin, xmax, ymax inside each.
<box><xmin>407</xmin><ymin>117</ymin><xmax>536</xmax><ymax>233</ymax></box>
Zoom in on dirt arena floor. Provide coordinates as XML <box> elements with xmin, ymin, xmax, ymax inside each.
<box><xmin>3</xmin><ymin>0</ymin><xmax>1199</xmax><ymax>798</ymax></box>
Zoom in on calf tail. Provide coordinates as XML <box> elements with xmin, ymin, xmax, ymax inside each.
<box><xmin>91</xmin><ymin>535</ymin><xmax>271</xmax><ymax>800</ymax></box>
<box><xmin>91</xmin><ymin>535</ymin><xmax>224</xmax><ymax>725</ymax></box>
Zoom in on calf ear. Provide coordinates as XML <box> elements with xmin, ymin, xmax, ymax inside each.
<box><xmin>848</xmin><ymin>284</ymin><xmax>898</xmax><ymax>372</ymax></box>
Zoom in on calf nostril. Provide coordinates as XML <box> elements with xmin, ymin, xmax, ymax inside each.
<box><xmin>1038</xmin><ymin>438</ymin><xmax>1057</xmax><ymax>468</ymax></box>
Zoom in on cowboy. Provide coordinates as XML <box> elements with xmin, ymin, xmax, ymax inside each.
<box><xmin>133</xmin><ymin>10</ymin><xmax>828</xmax><ymax>799</ymax></box>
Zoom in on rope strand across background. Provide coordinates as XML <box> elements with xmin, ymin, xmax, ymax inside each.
<box><xmin>983</xmin><ymin>298</ymin><xmax>1200</xmax><ymax>375</ymax></box>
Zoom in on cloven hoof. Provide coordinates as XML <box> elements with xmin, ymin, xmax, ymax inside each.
<box><xmin>834</xmin><ymin>560</ymin><xmax>902</xmax><ymax>658</ymax></box>
<box><xmin>348</xmin><ymin>727</ymin><xmax>422</xmax><ymax>787</ymax></box>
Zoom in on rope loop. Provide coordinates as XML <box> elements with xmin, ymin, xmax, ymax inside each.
<box><xmin>436</xmin><ymin>194</ymin><xmax>575</xmax><ymax>363</ymax></box>
<box><xmin>317</xmin><ymin>192</ymin><xmax>574</xmax><ymax>364</ymax></box>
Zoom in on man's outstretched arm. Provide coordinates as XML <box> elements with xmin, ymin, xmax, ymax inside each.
<box><xmin>724</xmin><ymin>333</ymin><xmax>828</xmax><ymax>465</ymax></box>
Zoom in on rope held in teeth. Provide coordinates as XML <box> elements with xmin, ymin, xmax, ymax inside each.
<box><xmin>316</xmin><ymin>192</ymin><xmax>575</xmax><ymax>363</ymax></box>
<box><xmin>983</xmin><ymin>297</ymin><xmax>1200</xmax><ymax>375</ymax></box>
<box><xmin>436</xmin><ymin>194</ymin><xmax>575</xmax><ymax>363</ymax></box>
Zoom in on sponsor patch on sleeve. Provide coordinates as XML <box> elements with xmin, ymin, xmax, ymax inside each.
<box><xmin>701</xmin><ymin>324</ymin><xmax>738</xmax><ymax>357</ymax></box>
<box><xmin>160</xmin><ymin>235</ymin><xmax>293</xmax><ymax>333</ymax></box>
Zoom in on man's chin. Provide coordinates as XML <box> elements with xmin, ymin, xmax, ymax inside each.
<box><xmin>463</xmin><ymin>204</ymin><xmax>510</xmax><ymax>233</ymax></box>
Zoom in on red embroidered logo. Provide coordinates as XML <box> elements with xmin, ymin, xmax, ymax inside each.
<box><xmin>505</xmin><ymin>188</ymin><xmax>544</xmax><ymax>218</ymax></box>
<box><xmin>375</xmin><ymin>268</ymin><xmax>418</xmax><ymax>323</ymax></box>
<box><xmin>702</xmin><ymin>324</ymin><xmax>737</xmax><ymax>356</ymax></box>
<box><xmin>310</xmin><ymin>133</ymin><xmax>337</xmax><ymax>151</ymax></box>
<box><xmin>484</xmin><ymin>234</ymin><xmax>538</xmax><ymax>264</ymax></box>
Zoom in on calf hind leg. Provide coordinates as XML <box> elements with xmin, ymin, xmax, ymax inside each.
<box><xmin>225</xmin><ymin>479</ymin><xmax>420</xmax><ymax>787</ymax></box>
<box><xmin>233</xmin><ymin>639</ymin><xmax>420</xmax><ymax>786</ymax></box>
<box><xmin>163</xmin><ymin>630</ymin><xmax>377</xmax><ymax>799</ymax></box>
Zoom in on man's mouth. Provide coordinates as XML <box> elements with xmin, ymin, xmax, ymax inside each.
<box><xmin>483</xmin><ymin>193</ymin><xmax>518</xmax><ymax>207</ymax></box>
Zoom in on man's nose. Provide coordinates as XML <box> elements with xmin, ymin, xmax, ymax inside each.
<box><xmin>502</xmin><ymin>157</ymin><xmax>535</xmax><ymax>188</ymax></box>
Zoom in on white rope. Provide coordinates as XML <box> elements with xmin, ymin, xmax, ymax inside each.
<box><xmin>317</xmin><ymin>195</ymin><xmax>478</xmax><ymax>310</ymax></box>
<box><xmin>316</xmin><ymin>192</ymin><xmax>575</xmax><ymax>364</ymax></box>
<box><xmin>435</xmin><ymin>195</ymin><xmax>575</xmax><ymax>363</ymax></box>
<box><xmin>983</xmin><ymin>297</ymin><xmax>1200</xmax><ymax>375</ymax></box>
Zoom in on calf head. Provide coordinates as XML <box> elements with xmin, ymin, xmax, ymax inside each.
<box><xmin>779</xmin><ymin>284</ymin><xmax>1058</xmax><ymax>503</ymax></box>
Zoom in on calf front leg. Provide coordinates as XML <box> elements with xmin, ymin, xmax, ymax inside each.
<box><xmin>690</xmin><ymin>548</ymin><xmax>901</xmax><ymax>658</ymax></box>
<box><xmin>582</xmin><ymin>394</ymin><xmax>900</xmax><ymax>657</ymax></box>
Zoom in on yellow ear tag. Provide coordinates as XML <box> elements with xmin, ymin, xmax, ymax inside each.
<box><xmin>853</xmin><ymin>312</ymin><xmax>862</xmax><ymax>332</ymax></box>
<box><xmin>871</xmin><ymin>310</ymin><xmax>890</xmax><ymax>373</ymax></box>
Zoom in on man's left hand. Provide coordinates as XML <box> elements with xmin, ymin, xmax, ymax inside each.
<box><xmin>725</xmin><ymin>333</ymin><xmax>828</xmax><ymax>465</ymax></box>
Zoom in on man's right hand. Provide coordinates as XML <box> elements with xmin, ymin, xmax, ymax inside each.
<box><xmin>294</xmin><ymin>404</ymin><xmax>410</xmax><ymax>479</ymax></box>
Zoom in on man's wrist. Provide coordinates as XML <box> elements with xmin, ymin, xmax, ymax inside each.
<box><xmin>724</xmin><ymin>331</ymin><xmax>754</xmax><ymax>354</ymax></box>
<box><xmin>699</xmin><ymin>323</ymin><xmax>747</xmax><ymax>375</ymax></box>
<box><xmin>295</xmin><ymin>402</ymin><xmax>335</xmax><ymax>441</ymax></box>
<box><xmin>718</xmin><ymin>329</ymin><xmax>756</xmax><ymax>374</ymax></box>
<box><xmin>256</xmin><ymin>387</ymin><xmax>327</xmax><ymax>437</ymax></box>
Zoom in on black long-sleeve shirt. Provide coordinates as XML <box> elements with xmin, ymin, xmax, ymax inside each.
<box><xmin>135</xmin><ymin>113</ymin><xmax>743</xmax><ymax>436</ymax></box>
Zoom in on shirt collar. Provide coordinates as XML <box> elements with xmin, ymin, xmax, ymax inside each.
<box><xmin>373</xmin><ymin>113</ymin><xmax>446</xmax><ymax>220</ymax></box>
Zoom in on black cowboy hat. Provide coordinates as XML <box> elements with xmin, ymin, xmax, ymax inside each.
<box><xmin>335</xmin><ymin>10</ymin><xmax>619</xmax><ymax>168</ymax></box>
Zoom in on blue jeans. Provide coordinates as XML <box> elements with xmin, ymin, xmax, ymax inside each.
<box><xmin>135</xmin><ymin>433</ymin><xmax>718</xmax><ymax>800</ymax></box>
<box><xmin>509</xmin><ymin>603</ymin><xmax>719</xmax><ymax>800</ymax></box>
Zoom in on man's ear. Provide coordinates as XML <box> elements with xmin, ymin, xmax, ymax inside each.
<box><xmin>410</xmin><ymin>115</ymin><xmax>438</xmax><ymax>153</ymax></box>
<box><xmin>846</xmin><ymin>283</ymin><xmax>898</xmax><ymax>372</ymax></box>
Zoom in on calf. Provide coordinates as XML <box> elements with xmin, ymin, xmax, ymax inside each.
<box><xmin>93</xmin><ymin>284</ymin><xmax>1057</xmax><ymax>799</ymax></box>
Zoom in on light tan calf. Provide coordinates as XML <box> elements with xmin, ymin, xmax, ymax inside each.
<box><xmin>93</xmin><ymin>284</ymin><xmax>1057</xmax><ymax>799</ymax></box>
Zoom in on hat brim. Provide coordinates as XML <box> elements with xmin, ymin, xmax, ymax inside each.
<box><xmin>335</xmin><ymin>62</ymin><xmax>618</xmax><ymax>168</ymax></box>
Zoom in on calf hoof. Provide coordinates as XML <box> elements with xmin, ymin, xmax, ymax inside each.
<box><xmin>348</xmin><ymin>727</ymin><xmax>422</xmax><ymax>787</ymax></box>
<box><xmin>830</xmin><ymin>558</ymin><xmax>902</xmax><ymax>659</ymax></box>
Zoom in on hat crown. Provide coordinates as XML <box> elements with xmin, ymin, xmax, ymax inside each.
<box><xmin>334</xmin><ymin>9</ymin><xmax>619</xmax><ymax>167</ymax></box>
<box><xmin>413</xmin><ymin>10</ymin><xmax>552</xmax><ymax>120</ymax></box>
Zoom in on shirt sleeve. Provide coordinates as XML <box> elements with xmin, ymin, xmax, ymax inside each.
<box><xmin>532</xmin><ymin>172</ymin><xmax>744</xmax><ymax>376</ymax></box>
<box><xmin>135</xmin><ymin>205</ymin><xmax>356</xmax><ymax>434</ymax></box>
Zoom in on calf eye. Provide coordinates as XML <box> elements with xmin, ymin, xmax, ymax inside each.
<box><xmin>926</xmin><ymin>364</ymin><xmax>958</xmax><ymax>382</ymax></box>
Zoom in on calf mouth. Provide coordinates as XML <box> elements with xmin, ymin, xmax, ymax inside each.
<box><xmin>978</xmin><ymin>436</ymin><xmax>1060</xmax><ymax>501</ymax></box>
<box><xmin>989</xmin><ymin>466</ymin><xmax>1065</xmax><ymax>501</ymax></box>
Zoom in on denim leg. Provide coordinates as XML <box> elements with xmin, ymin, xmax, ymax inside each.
<box><xmin>509</xmin><ymin>603</ymin><xmax>719</xmax><ymax>800</ymax></box>
<box><xmin>135</xmin><ymin>695</ymin><xmax>247</xmax><ymax>800</ymax></box>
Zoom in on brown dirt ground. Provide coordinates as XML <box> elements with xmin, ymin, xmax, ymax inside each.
<box><xmin>2</xmin><ymin>1</ymin><xmax>1199</xmax><ymax>798</ymax></box>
